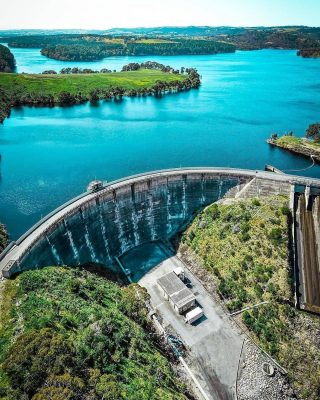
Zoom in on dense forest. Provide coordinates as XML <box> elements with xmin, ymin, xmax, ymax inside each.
<box><xmin>40</xmin><ymin>39</ymin><xmax>235</xmax><ymax>61</ymax></box>
<box><xmin>0</xmin><ymin>26</ymin><xmax>320</xmax><ymax>61</ymax></box>
<box><xmin>0</xmin><ymin>266</ymin><xmax>190</xmax><ymax>399</ymax></box>
<box><xmin>223</xmin><ymin>28</ymin><xmax>320</xmax><ymax>50</ymax></box>
<box><xmin>0</xmin><ymin>45</ymin><xmax>15</xmax><ymax>72</ymax></box>
<box><xmin>297</xmin><ymin>48</ymin><xmax>320</xmax><ymax>58</ymax></box>
<box><xmin>41</xmin><ymin>42</ymin><xmax>124</xmax><ymax>61</ymax></box>
<box><xmin>2</xmin><ymin>26</ymin><xmax>320</xmax><ymax>61</ymax></box>
<box><xmin>2</xmin><ymin>34</ymin><xmax>235</xmax><ymax>61</ymax></box>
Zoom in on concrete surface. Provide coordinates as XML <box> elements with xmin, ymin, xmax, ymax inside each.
<box><xmin>138</xmin><ymin>243</ymin><xmax>244</xmax><ymax>400</ymax></box>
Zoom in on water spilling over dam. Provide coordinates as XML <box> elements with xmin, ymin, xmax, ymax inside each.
<box><xmin>0</xmin><ymin>168</ymin><xmax>319</xmax><ymax>283</ymax></box>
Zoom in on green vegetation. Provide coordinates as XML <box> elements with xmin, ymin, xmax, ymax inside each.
<box><xmin>3</xmin><ymin>34</ymin><xmax>235</xmax><ymax>61</ymax></box>
<box><xmin>0</xmin><ymin>223</ymin><xmax>8</xmax><ymax>253</ymax></box>
<box><xmin>182</xmin><ymin>196</ymin><xmax>320</xmax><ymax>399</ymax></box>
<box><xmin>268</xmin><ymin>126</ymin><xmax>320</xmax><ymax>163</ymax></box>
<box><xmin>41</xmin><ymin>39</ymin><xmax>235</xmax><ymax>61</ymax></box>
<box><xmin>3</xmin><ymin>26</ymin><xmax>320</xmax><ymax>60</ymax></box>
<box><xmin>298</xmin><ymin>48</ymin><xmax>320</xmax><ymax>58</ymax></box>
<box><xmin>0</xmin><ymin>45</ymin><xmax>15</xmax><ymax>72</ymax></box>
<box><xmin>0</xmin><ymin>65</ymin><xmax>200</xmax><ymax>123</ymax></box>
<box><xmin>0</xmin><ymin>266</ymin><xmax>188</xmax><ymax>399</ymax></box>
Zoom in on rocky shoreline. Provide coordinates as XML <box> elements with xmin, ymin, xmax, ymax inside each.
<box><xmin>267</xmin><ymin>138</ymin><xmax>320</xmax><ymax>164</ymax></box>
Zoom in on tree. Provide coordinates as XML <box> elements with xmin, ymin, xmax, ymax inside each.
<box><xmin>89</xmin><ymin>89</ymin><xmax>100</xmax><ymax>103</ymax></box>
<box><xmin>95</xmin><ymin>374</ymin><xmax>122</xmax><ymax>400</ymax></box>
<box><xmin>3</xmin><ymin>328</ymin><xmax>74</xmax><ymax>397</ymax></box>
<box><xmin>306</xmin><ymin>123</ymin><xmax>320</xmax><ymax>142</ymax></box>
<box><xmin>270</xmin><ymin>133</ymin><xmax>278</xmax><ymax>140</ymax></box>
<box><xmin>58</xmin><ymin>91</ymin><xmax>76</xmax><ymax>105</ymax></box>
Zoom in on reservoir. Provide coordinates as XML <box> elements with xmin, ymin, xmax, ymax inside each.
<box><xmin>1</xmin><ymin>47</ymin><xmax>320</xmax><ymax>239</ymax></box>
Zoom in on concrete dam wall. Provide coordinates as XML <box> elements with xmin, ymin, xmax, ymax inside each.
<box><xmin>1</xmin><ymin>167</ymin><xmax>318</xmax><ymax>278</ymax></box>
<box><xmin>16</xmin><ymin>171</ymin><xmax>246</xmax><ymax>272</ymax></box>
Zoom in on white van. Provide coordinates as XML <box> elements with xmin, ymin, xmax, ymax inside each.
<box><xmin>185</xmin><ymin>307</ymin><xmax>204</xmax><ymax>324</ymax></box>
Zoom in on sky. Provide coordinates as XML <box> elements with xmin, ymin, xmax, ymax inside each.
<box><xmin>1</xmin><ymin>0</ymin><xmax>320</xmax><ymax>30</ymax></box>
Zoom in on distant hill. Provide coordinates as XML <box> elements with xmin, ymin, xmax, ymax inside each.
<box><xmin>1</xmin><ymin>26</ymin><xmax>320</xmax><ymax>60</ymax></box>
<box><xmin>0</xmin><ymin>25</ymin><xmax>314</xmax><ymax>38</ymax></box>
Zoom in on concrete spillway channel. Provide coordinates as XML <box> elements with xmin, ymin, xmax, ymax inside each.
<box><xmin>295</xmin><ymin>193</ymin><xmax>320</xmax><ymax>313</ymax></box>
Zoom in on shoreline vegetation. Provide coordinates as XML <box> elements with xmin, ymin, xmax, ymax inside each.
<box><xmin>0</xmin><ymin>223</ymin><xmax>8</xmax><ymax>253</ymax></box>
<box><xmin>0</xmin><ymin>44</ymin><xmax>15</xmax><ymax>72</ymax></box>
<box><xmin>297</xmin><ymin>48</ymin><xmax>320</xmax><ymax>58</ymax></box>
<box><xmin>267</xmin><ymin>124</ymin><xmax>320</xmax><ymax>163</ymax></box>
<box><xmin>4</xmin><ymin>35</ymin><xmax>236</xmax><ymax>61</ymax></box>
<box><xmin>181</xmin><ymin>196</ymin><xmax>320</xmax><ymax>400</ymax></box>
<box><xmin>0</xmin><ymin>62</ymin><xmax>201</xmax><ymax>123</ymax></box>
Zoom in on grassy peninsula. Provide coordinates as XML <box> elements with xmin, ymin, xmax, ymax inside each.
<box><xmin>181</xmin><ymin>196</ymin><xmax>320</xmax><ymax>399</ymax></box>
<box><xmin>0</xmin><ymin>266</ymin><xmax>189</xmax><ymax>399</ymax></box>
<box><xmin>0</xmin><ymin>63</ymin><xmax>200</xmax><ymax>123</ymax></box>
<box><xmin>268</xmin><ymin>126</ymin><xmax>320</xmax><ymax>163</ymax></box>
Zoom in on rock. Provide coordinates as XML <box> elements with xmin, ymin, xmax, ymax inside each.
<box><xmin>232</xmin><ymin>224</ymin><xmax>241</xmax><ymax>233</ymax></box>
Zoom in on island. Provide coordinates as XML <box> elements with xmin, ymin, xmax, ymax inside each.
<box><xmin>0</xmin><ymin>62</ymin><xmax>201</xmax><ymax>123</ymax></box>
<box><xmin>267</xmin><ymin>124</ymin><xmax>320</xmax><ymax>163</ymax></box>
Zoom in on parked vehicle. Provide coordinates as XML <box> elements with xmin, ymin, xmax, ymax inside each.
<box><xmin>185</xmin><ymin>306</ymin><xmax>204</xmax><ymax>324</ymax></box>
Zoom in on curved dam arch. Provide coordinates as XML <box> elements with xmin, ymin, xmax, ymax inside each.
<box><xmin>1</xmin><ymin>167</ymin><xmax>319</xmax><ymax>278</ymax></box>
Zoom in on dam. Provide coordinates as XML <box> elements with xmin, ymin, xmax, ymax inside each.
<box><xmin>1</xmin><ymin>167</ymin><xmax>320</xmax><ymax>313</ymax></box>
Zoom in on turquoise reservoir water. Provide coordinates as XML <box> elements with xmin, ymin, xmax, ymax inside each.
<box><xmin>1</xmin><ymin>47</ymin><xmax>320</xmax><ymax>239</ymax></box>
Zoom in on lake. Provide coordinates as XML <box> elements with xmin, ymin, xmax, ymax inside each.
<box><xmin>1</xmin><ymin>46</ymin><xmax>320</xmax><ymax>239</ymax></box>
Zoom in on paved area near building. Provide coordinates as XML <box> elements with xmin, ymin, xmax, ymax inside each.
<box><xmin>138</xmin><ymin>243</ymin><xmax>244</xmax><ymax>400</ymax></box>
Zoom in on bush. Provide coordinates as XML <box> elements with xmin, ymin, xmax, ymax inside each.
<box><xmin>252</xmin><ymin>198</ymin><xmax>261</xmax><ymax>206</ymax></box>
<box><xmin>269</xmin><ymin>227</ymin><xmax>283</xmax><ymax>244</ymax></box>
<box><xmin>281</xmin><ymin>205</ymin><xmax>291</xmax><ymax>216</ymax></box>
<box><xmin>207</xmin><ymin>204</ymin><xmax>220</xmax><ymax>219</ymax></box>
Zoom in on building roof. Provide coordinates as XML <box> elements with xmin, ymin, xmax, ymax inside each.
<box><xmin>157</xmin><ymin>271</ymin><xmax>195</xmax><ymax>309</ymax></box>
<box><xmin>157</xmin><ymin>271</ymin><xmax>186</xmax><ymax>295</ymax></box>
<box><xmin>171</xmin><ymin>287</ymin><xmax>195</xmax><ymax>309</ymax></box>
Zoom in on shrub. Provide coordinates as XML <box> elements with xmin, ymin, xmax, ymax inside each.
<box><xmin>281</xmin><ymin>205</ymin><xmax>291</xmax><ymax>216</ymax></box>
<box><xmin>207</xmin><ymin>204</ymin><xmax>220</xmax><ymax>220</ymax></box>
<box><xmin>252</xmin><ymin>198</ymin><xmax>261</xmax><ymax>206</ymax></box>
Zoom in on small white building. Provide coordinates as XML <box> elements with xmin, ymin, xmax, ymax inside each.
<box><xmin>157</xmin><ymin>271</ymin><xmax>195</xmax><ymax>314</ymax></box>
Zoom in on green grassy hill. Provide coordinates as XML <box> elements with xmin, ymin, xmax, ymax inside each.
<box><xmin>0</xmin><ymin>68</ymin><xmax>196</xmax><ymax>123</ymax></box>
<box><xmin>0</xmin><ymin>70</ymin><xmax>185</xmax><ymax>97</ymax></box>
<box><xmin>0</xmin><ymin>267</ymin><xmax>188</xmax><ymax>400</ymax></box>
